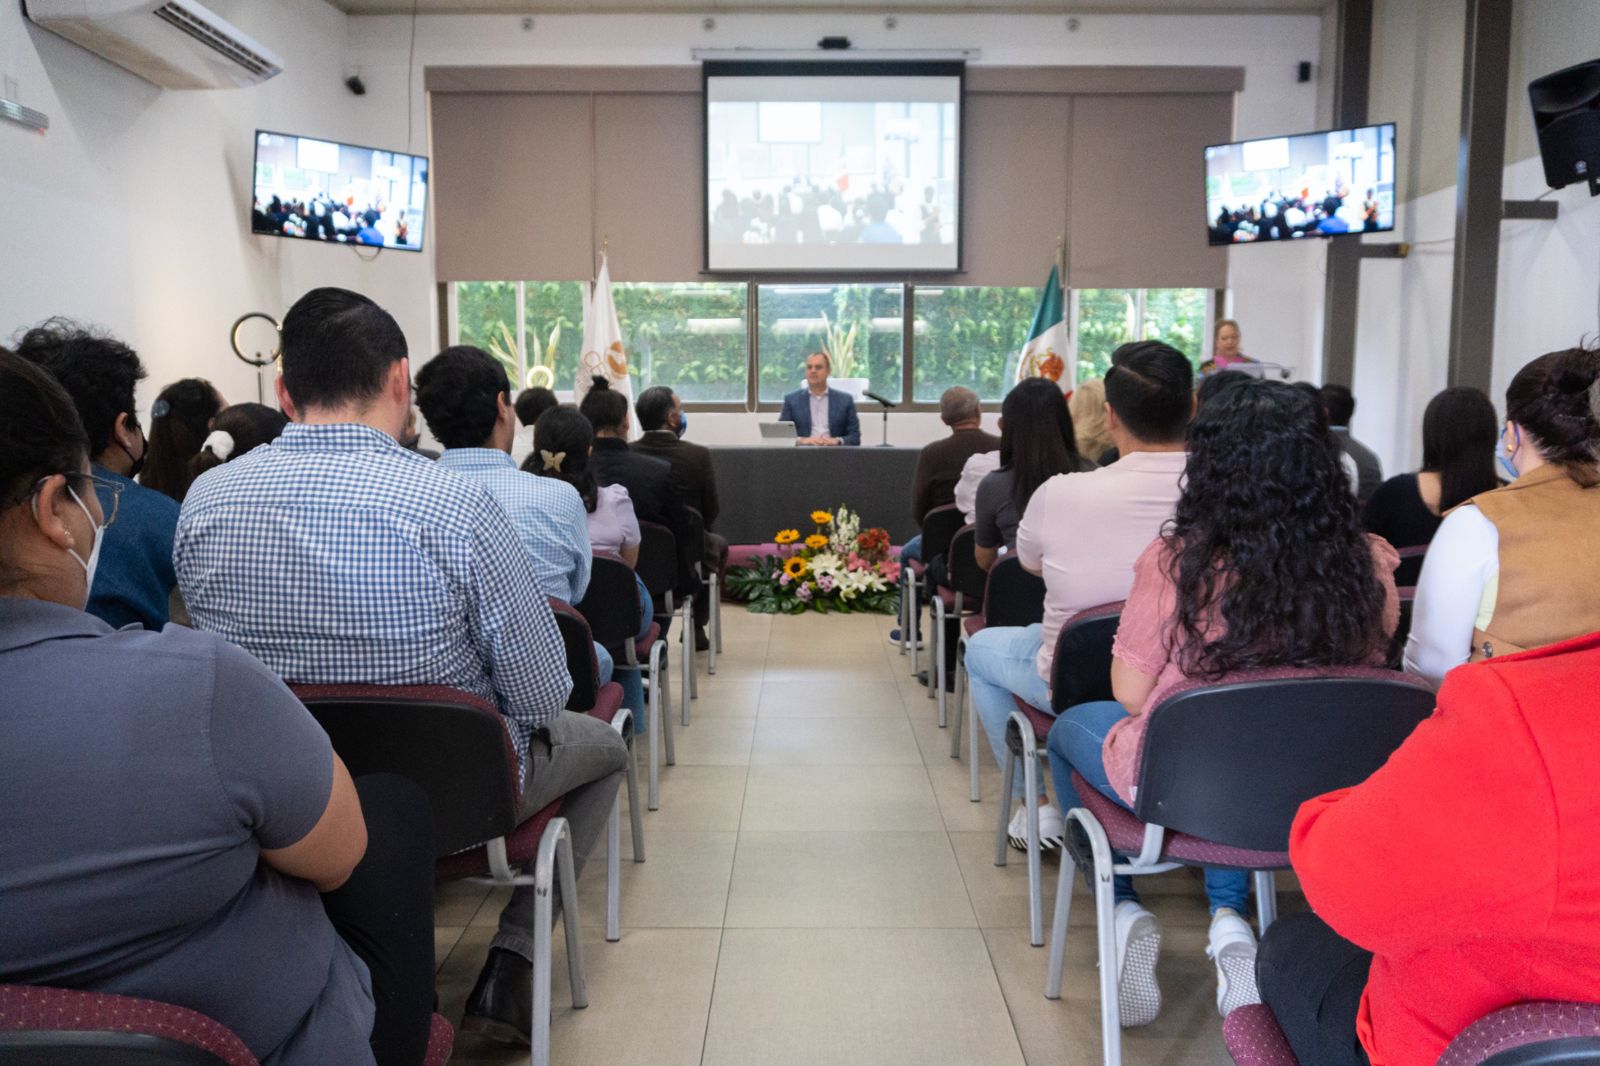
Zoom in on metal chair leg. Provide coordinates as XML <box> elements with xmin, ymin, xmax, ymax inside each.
<box><xmin>1254</xmin><ymin>870</ymin><xmax>1278</xmax><ymax>935</ymax></box>
<box><xmin>685</xmin><ymin>602</ymin><xmax>697</xmax><ymax>707</ymax></box>
<box><xmin>660</xmin><ymin>646</ymin><xmax>676</xmax><ymax>768</ymax></box>
<box><xmin>625</xmin><ymin>733</ymin><xmax>645</xmax><ymax>861</ymax></box>
<box><xmin>646</xmin><ymin>646</ymin><xmax>664</xmax><ymax>811</ymax></box>
<box><xmin>949</xmin><ymin>639</ymin><xmax>966</xmax><ymax>760</ymax></box>
<box><xmin>1087</xmin><ymin>819</ymin><xmax>1123</xmax><ymax>1066</ymax></box>
<box><xmin>907</xmin><ymin>571</ymin><xmax>920</xmax><ymax>677</ymax></box>
<box><xmin>706</xmin><ymin>573</ymin><xmax>719</xmax><ymax>675</ymax></box>
<box><xmin>532</xmin><ymin>817</ymin><xmax>583</xmax><ymax>1066</ymax></box>
<box><xmin>605</xmin><ymin>792</ymin><xmax>621</xmax><ymax>942</ymax></box>
<box><xmin>996</xmin><ymin>739</ymin><xmax>1017</xmax><ymax>867</ymax></box>
<box><xmin>897</xmin><ymin>577</ymin><xmax>909</xmax><ymax>656</ymax></box>
<box><xmin>1044</xmin><ymin>832</ymin><xmax>1077</xmax><ymax>999</ymax></box>
<box><xmin>932</xmin><ymin>594</ymin><xmax>946</xmax><ymax>718</ymax></box>
<box><xmin>1022</xmin><ymin>732</ymin><xmax>1044</xmax><ymax>946</ymax></box>
<box><xmin>968</xmin><ymin>669</ymin><xmax>982</xmax><ymax>803</ymax></box>
<box><xmin>556</xmin><ymin>830</ymin><xmax>587</xmax><ymax>1011</ymax></box>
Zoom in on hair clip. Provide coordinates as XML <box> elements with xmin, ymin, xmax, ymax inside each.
<box><xmin>201</xmin><ymin>430</ymin><xmax>235</xmax><ymax>462</ymax></box>
<box><xmin>151</xmin><ymin>399</ymin><xmax>172</xmax><ymax>419</ymax></box>
<box><xmin>539</xmin><ymin>449</ymin><xmax>566</xmax><ymax>471</ymax></box>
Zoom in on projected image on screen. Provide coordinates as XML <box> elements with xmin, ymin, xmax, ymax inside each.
<box><xmin>251</xmin><ymin>131</ymin><xmax>428</xmax><ymax>252</ymax></box>
<box><xmin>706</xmin><ymin>70</ymin><xmax>961</xmax><ymax>271</ymax></box>
<box><xmin>1204</xmin><ymin>123</ymin><xmax>1396</xmax><ymax>245</ymax></box>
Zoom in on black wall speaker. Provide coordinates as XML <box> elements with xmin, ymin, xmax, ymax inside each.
<box><xmin>1529</xmin><ymin>58</ymin><xmax>1600</xmax><ymax>196</ymax></box>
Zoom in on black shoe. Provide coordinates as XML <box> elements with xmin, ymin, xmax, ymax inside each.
<box><xmin>694</xmin><ymin>625</ymin><xmax>711</xmax><ymax>652</ymax></box>
<box><xmin>915</xmin><ymin>669</ymin><xmax>957</xmax><ymax>694</ymax></box>
<box><xmin>461</xmin><ymin>947</ymin><xmax>532</xmax><ymax>1046</ymax></box>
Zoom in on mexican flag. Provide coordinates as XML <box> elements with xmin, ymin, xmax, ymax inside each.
<box><xmin>575</xmin><ymin>254</ymin><xmax>638</xmax><ymax>438</ymax></box>
<box><xmin>1013</xmin><ymin>264</ymin><xmax>1071</xmax><ymax>390</ymax></box>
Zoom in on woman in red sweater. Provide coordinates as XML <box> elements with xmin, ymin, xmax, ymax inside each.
<box><xmin>1257</xmin><ymin>630</ymin><xmax>1600</xmax><ymax>1065</ymax></box>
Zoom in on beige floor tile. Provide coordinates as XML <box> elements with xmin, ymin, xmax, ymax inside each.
<box><xmin>750</xmin><ymin>716</ymin><xmax>923</xmax><ymax>765</ymax></box>
<box><xmin>703</xmin><ymin>928</ymin><xmax>1025</xmax><ymax>1066</ymax></box>
<box><xmin>686</xmin><ymin>678</ymin><xmax>765</xmax><ymax>717</ymax></box>
<box><xmin>637</xmin><ymin>763</ymin><xmax>748</xmax><ymax>832</ymax></box>
<box><xmin>740</xmin><ymin>764</ymin><xmax>944</xmax><ymax>832</ymax></box>
<box><xmin>663</xmin><ymin>716</ymin><xmax>756</xmax><ymax>765</ymax></box>
<box><xmin>758</xmin><ymin>679</ymin><xmax>907</xmax><ymax>717</ymax></box>
<box><xmin>580</xmin><ymin>830</ymin><xmax>738</xmax><ymax>928</ymax></box>
<box><xmin>724</xmin><ymin>830</ymin><xmax>975</xmax><ymax>928</ymax></box>
<box><xmin>982</xmin><ymin>923</ymin><xmax>1234</xmax><ymax>1066</ymax></box>
<box><xmin>433</xmin><ymin>926</ymin><xmax>465</xmax><ymax>974</ymax></box>
<box><xmin>433</xmin><ymin>880</ymin><xmax>492</xmax><ymax>926</ymax></box>
<box><xmin>949</xmin><ymin>829</ymin><xmax>1075</xmax><ymax>930</ymax></box>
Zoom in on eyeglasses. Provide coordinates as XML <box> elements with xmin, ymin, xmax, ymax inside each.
<box><xmin>24</xmin><ymin>472</ymin><xmax>123</xmax><ymax>530</ymax></box>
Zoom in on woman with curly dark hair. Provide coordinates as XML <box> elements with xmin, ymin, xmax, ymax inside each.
<box><xmin>1405</xmin><ymin>344</ymin><xmax>1600</xmax><ymax>685</ymax></box>
<box><xmin>139</xmin><ymin>378</ymin><xmax>226</xmax><ymax>502</ymax></box>
<box><xmin>1044</xmin><ymin>379</ymin><xmax>1400</xmax><ymax>1028</ymax></box>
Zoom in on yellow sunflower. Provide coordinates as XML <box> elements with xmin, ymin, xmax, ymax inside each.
<box><xmin>774</xmin><ymin>529</ymin><xmax>800</xmax><ymax>545</ymax></box>
<box><xmin>783</xmin><ymin>556</ymin><xmax>810</xmax><ymax>579</ymax></box>
<box><xmin>804</xmin><ymin>534</ymin><xmax>829</xmax><ymax>550</ymax></box>
<box><xmin>811</xmin><ymin>510</ymin><xmax>833</xmax><ymax>526</ymax></box>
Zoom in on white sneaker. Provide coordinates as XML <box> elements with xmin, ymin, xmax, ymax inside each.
<box><xmin>1207</xmin><ymin>909</ymin><xmax>1261</xmax><ymax>1018</ymax></box>
<box><xmin>1114</xmin><ymin>901</ymin><xmax>1162</xmax><ymax>1027</ymax></box>
<box><xmin>1006</xmin><ymin>802</ymin><xmax>1066</xmax><ymax>852</ymax></box>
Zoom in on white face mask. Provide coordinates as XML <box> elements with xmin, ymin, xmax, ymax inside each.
<box><xmin>35</xmin><ymin>486</ymin><xmax>105</xmax><ymax>598</ymax></box>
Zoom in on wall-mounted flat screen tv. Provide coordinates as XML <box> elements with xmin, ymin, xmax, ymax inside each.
<box><xmin>1205</xmin><ymin>123</ymin><xmax>1396</xmax><ymax>245</ymax></box>
<box><xmin>705</xmin><ymin>60</ymin><xmax>963</xmax><ymax>272</ymax></box>
<box><xmin>251</xmin><ymin>130</ymin><xmax>428</xmax><ymax>252</ymax></box>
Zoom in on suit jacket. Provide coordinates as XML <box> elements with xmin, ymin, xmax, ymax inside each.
<box><xmin>632</xmin><ymin>430</ymin><xmax>720</xmax><ymax>530</ymax></box>
<box><xmin>591</xmin><ymin>437</ymin><xmax>699</xmax><ymax>591</ymax></box>
<box><xmin>1333</xmin><ymin>428</ymin><xmax>1384</xmax><ymax>503</ymax></box>
<box><xmin>779</xmin><ymin>387</ymin><xmax>862</xmax><ymax>446</ymax></box>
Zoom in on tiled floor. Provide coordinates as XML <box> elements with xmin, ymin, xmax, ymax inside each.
<box><xmin>436</xmin><ymin>607</ymin><xmax>1287</xmax><ymax>1064</ymax></box>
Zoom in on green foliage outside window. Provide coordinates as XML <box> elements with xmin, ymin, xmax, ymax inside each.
<box><xmin>1139</xmin><ymin>289</ymin><xmax>1208</xmax><ymax>364</ymax></box>
<box><xmin>756</xmin><ymin>285</ymin><xmax>904</xmax><ymax>403</ymax></box>
<box><xmin>1074</xmin><ymin>289</ymin><xmax>1138</xmax><ymax>381</ymax></box>
<box><xmin>912</xmin><ymin>286</ymin><xmax>1041</xmax><ymax>402</ymax></box>
<box><xmin>521</xmin><ymin>281</ymin><xmax>584</xmax><ymax>389</ymax></box>
<box><xmin>453</xmin><ymin>281</ymin><xmax>519</xmax><ymax>383</ymax></box>
<box><xmin>614</xmin><ymin>283</ymin><xmax>747</xmax><ymax>403</ymax></box>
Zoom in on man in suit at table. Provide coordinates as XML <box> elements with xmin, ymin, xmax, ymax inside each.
<box><xmin>779</xmin><ymin>351</ymin><xmax>862</xmax><ymax>446</ymax></box>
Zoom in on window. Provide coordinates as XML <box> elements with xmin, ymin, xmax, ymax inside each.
<box><xmin>911</xmin><ymin>286</ymin><xmax>1041</xmax><ymax>403</ymax></box>
<box><xmin>614</xmin><ymin>282</ymin><xmax>748</xmax><ymax>403</ymax></box>
<box><xmin>1072</xmin><ymin>288</ymin><xmax>1210</xmax><ymax>381</ymax></box>
<box><xmin>521</xmin><ymin>281</ymin><xmax>584</xmax><ymax>391</ymax></box>
<box><xmin>452</xmin><ymin>281</ymin><xmax>520</xmax><ymax>383</ymax></box>
<box><xmin>756</xmin><ymin>284</ymin><xmax>904</xmax><ymax>404</ymax></box>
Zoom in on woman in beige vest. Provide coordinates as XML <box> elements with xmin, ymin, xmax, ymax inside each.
<box><xmin>1405</xmin><ymin>344</ymin><xmax>1600</xmax><ymax>686</ymax></box>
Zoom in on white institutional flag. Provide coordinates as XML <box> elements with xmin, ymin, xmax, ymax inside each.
<box><xmin>575</xmin><ymin>254</ymin><xmax>637</xmax><ymax>437</ymax></box>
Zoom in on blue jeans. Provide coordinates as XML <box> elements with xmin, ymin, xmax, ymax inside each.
<box><xmin>1047</xmin><ymin>700</ymin><xmax>1251</xmax><ymax>914</ymax></box>
<box><xmin>612</xmin><ymin>572</ymin><xmax>654</xmax><ymax>729</ymax></box>
<box><xmin>964</xmin><ymin>624</ymin><xmax>1052</xmax><ymax>798</ymax></box>
<box><xmin>900</xmin><ymin>534</ymin><xmax>923</xmax><ymax>562</ymax></box>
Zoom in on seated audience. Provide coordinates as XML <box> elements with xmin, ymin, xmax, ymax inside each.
<box><xmin>188</xmin><ymin>402</ymin><xmax>289</xmax><ymax>481</ymax></box>
<box><xmin>416</xmin><ymin>346</ymin><xmax>612</xmax><ymax>688</ymax></box>
<box><xmin>1321</xmin><ymin>383</ymin><xmax>1383</xmax><ymax>501</ymax></box>
<box><xmin>905</xmin><ymin>386</ymin><xmax>1001</xmax><ymax>562</ymax></box>
<box><xmin>1260</xmin><ymin>631</ymin><xmax>1600</xmax><ymax>1066</ymax></box>
<box><xmin>953</xmin><ymin>448</ymin><xmax>1000</xmax><ymax>525</ymax></box>
<box><xmin>533</xmin><ymin>404</ymin><xmax>652</xmax><ymax>720</ymax></box>
<box><xmin>974</xmin><ymin>377</ymin><xmax>1093</xmax><ymax>570</ymax></box>
<box><xmin>175</xmin><ymin>288</ymin><xmax>626</xmax><ymax>1046</ymax></box>
<box><xmin>1068</xmin><ymin>377</ymin><xmax>1115</xmax><ymax>463</ymax></box>
<box><xmin>633</xmin><ymin>385</ymin><xmax>725</xmax><ymax>650</ymax></box>
<box><xmin>1046</xmin><ymin>379</ymin><xmax>1399</xmax><ymax>1026</ymax></box>
<box><xmin>512</xmin><ymin>386</ymin><xmax>558</xmax><ymax>468</ymax></box>
<box><xmin>140</xmin><ymin>377</ymin><xmax>226</xmax><ymax>503</ymax></box>
<box><xmin>15</xmin><ymin>319</ymin><xmax>178</xmax><ymax>629</ymax></box>
<box><xmin>1364</xmin><ymin>386</ymin><xmax>1499</xmax><ymax>553</ymax></box>
<box><xmin>777</xmin><ymin>351</ymin><xmax>862</xmax><ymax>446</ymax></box>
<box><xmin>1405</xmin><ymin>344</ymin><xmax>1600</xmax><ymax>686</ymax></box>
<box><xmin>965</xmin><ymin>341</ymin><xmax>1194</xmax><ymax>855</ymax></box>
<box><xmin>580</xmin><ymin>376</ymin><xmax>700</xmax><ymax>606</ymax></box>
<box><xmin>0</xmin><ymin>349</ymin><xmax>437</xmax><ymax>1065</ymax></box>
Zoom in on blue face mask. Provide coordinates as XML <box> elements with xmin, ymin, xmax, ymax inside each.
<box><xmin>675</xmin><ymin>411</ymin><xmax>688</xmax><ymax>439</ymax></box>
<box><xmin>1497</xmin><ymin>424</ymin><xmax>1521</xmax><ymax>482</ymax></box>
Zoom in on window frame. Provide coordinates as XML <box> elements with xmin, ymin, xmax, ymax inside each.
<box><xmin>440</xmin><ymin>281</ymin><xmax>1218</xmax><ymax>413</ymax></box>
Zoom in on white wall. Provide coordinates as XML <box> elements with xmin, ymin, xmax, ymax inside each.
<box><xmin>0</xmin><ymin>0</ymin><xmax>438</xmax><ymax>417</ymax></box>
<box><xmin>1353</xmin><ymin>156</ymin><xmax>1600</xmax><ymax>476</ymax></box>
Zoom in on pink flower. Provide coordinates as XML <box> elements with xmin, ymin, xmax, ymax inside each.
<box><xmin>881</xmin><ymin>561</ymin><xmax>901</xmax><ymax>582</ymax></box>
<box><xmin>778</xmin><ymin>573</ymin><xmax>791</xmax><ymax>586</ymax></box>
<box><xmin>817</xmin><ymin>574</ymin><xmax>836</xmax><ymax>592</ymax></box>
<box><xmin>796</xmin><ymin>583</ymin><xmax>813</xmax><ymax>601</ymax></box>
<box><xmin>770</xmin><ymin>569</ymin><xmax>782</xmax><ymax>581</ymax></box>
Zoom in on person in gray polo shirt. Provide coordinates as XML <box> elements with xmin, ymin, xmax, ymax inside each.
<box><xmin>0</xmin><ymin>349</ymin><xmax>435</xmax><ymax>1066</ymax></box>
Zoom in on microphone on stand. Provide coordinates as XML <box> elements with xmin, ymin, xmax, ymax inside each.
<box><xmin>863</xmin><ymin>391</ymin><xmax>896</xmax><ymax>446</ymax></box>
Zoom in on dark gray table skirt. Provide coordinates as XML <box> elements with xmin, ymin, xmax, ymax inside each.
<box><xmin>707</xmin><ymin>446</ymin><xmax>922</xmax><ymax>545</ymax></box>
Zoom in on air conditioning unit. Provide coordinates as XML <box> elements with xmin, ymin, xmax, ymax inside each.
<box><xmin>24</xmin><ymin>0</ymin><xmax>283</xmax><ymax>90</ymax></box>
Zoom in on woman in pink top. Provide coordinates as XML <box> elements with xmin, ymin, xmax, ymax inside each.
<box><xmin>1044</xmin><ymin>380</ymin><xmax>1399</xmax><ymax>1028</ymax></box>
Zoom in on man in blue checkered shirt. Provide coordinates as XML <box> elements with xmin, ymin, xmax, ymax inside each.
<box><xmin>175</xmin><ymin>288</ymin><xmax>627</xmax><ymax>1045</ymax></box>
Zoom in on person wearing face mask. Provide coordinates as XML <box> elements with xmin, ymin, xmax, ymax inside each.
<box><xmin>632</xmin><ymin>385</ymin><xmax>723</xmax><ymax>651</ymax></box>
<box><xmin>0</xmin><ymin>348</ymin><xmax>440</xmax><ymax>1065</ymax></box>
<box><xmin>1404</xmin><ymin>343</ymin><xmax>1600</xmax><ymax>687</ymax></box>
<box><xmin>13</xmin><ymin>320</ymin><xmax>179</xmax><ymax>629</ymax></box>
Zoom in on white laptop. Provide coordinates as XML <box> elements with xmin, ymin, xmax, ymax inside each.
<box><xmin>759</xmin><ymin>421</ymin><xmax>798</xmax><ymax>445</ymax></box>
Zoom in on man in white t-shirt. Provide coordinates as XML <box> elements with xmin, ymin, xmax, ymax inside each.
<box><xmin>965</xmin><ymin>342</ymin><xmax>1194</xmax><ymax>851</ymax></box>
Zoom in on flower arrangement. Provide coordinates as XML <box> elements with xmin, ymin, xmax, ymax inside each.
<box><xmin>726</xmin><ymin>506</ymin><xmax>901</xmax><ymax>615</ymax></box>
